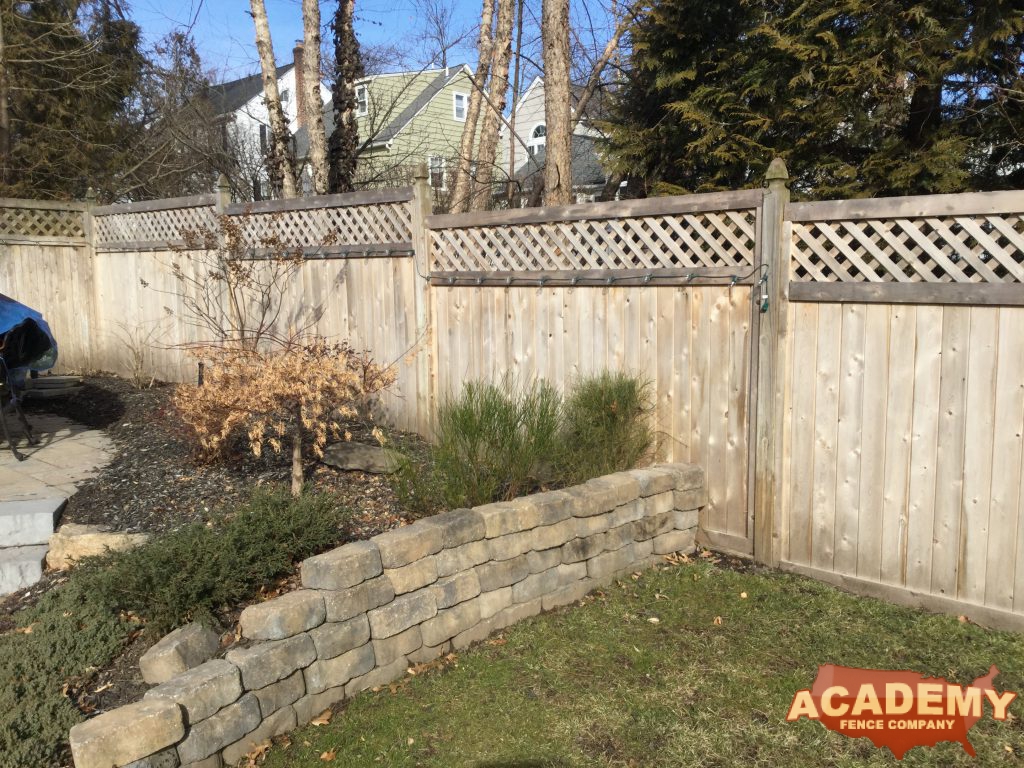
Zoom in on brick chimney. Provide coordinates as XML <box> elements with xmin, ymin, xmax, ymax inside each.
<box><xmin>293</xmin><ymin>41</ymin><xmax>306</xmax><ymax>129</ymax></box>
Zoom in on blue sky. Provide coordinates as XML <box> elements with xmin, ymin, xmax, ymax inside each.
<box><xmin>129</xmin><ymin>0</ymin><xmax>617</xmax><ymax>84</ymax></box>
<box><xmin>131</xmin><ymin>0</ymin><xmax>484</xmax><ymax>80</ymax></box>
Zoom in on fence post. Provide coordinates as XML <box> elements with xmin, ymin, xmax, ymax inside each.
<box><xmin>752</xmin><ymin>158</ymin><xmax>791</xmax><ymax>566</ymax></box>
<box><xmin>215</xmin><ymin>173</ymin><xmax>231</xmax><ymax>214</ymax></box>
<box><xmin>410</xmin><ymin>163</ymin><xmax>435</xmax><ymax>435</ymax></box>
<box><xmin>82</xmin><ymin>187</ymin><xmax>98</xmax><ymax>373</ymax></box>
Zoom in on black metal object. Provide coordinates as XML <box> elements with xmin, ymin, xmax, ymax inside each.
<box><xmin>0</xmin><ymin>320</ymin><xmax>49</xmax><ymax>460</ymax></box>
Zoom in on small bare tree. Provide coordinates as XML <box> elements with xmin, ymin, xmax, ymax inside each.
<box><xmin>173</xmin><ymin>340</ymin><xmax>394</xmax><ymax>496</ymax></box>
<box><xmin>113</xmin><ymin>318</ymin><xmax>169</xmax><ymax>389</ymax></box>
<box><xmin>152</xmin><ymin>213</ymin><xmax>325</xmax><ymax>350</ymax></box>
<box><xmin>152</xmin><ymin>213</ymin><xmax>395</xmax><ymax>495</ymax></box>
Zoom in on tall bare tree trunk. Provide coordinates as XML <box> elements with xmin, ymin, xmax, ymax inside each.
<box><xmin>541</xmin><ymin>0</ymin><xmax>571</xmax><ymax>206</ymax></box>
<box><xmin>449</xmin><ymin>0</ymin><xmax>494</xmax><ymax>213</ymax></box>
<box><xmin>250</xmin><ymin>0</ymin><xmax>298</xmax><ymax>199</ymax></box>
<box><xmin>505</xmin><ymin>0</ymin><xmax>524</xmax><ymax>208</ymax></box>
<box><xmin>469</xmin><ymin>0</ymin><xmax>514</xmax><ymax>211</ymax></box>
<box><xmin>327</xmin><ymin>0</ymin><xmax>363</xmax><ymax>193</ymax></box>
<box><xmin>302</xmin><ymin>0</ymin><xmax>329</xmax><ymax>194</ymax></box>
<box><xmin>0</xmin><ymin>6</ymin><xmax>10</xmax><ymax>187</ymax></box>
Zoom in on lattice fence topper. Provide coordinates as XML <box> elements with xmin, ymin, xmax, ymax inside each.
<box><xmin>430</xmin><ymin>210</ymin><xmax>758</xmax><ymax>272</ymax></box>
<box><xmin>94</xmin><ymin>205</ymin><xmax>218</xmax><ymax>247</ymax></box>
<box><xmin>0</xmin><ymin>206</ymin><xmax>84</xmax><ymax>239</ymax></box>
<box><xmin>791</xmin><ymin>215</ymin><xmax>1024</xmax><ymax>283</ymax></box>
<box><xmin>237</xmin><ymin>202</ymin><xmax>414</xmax><ymax>247</ymax></box>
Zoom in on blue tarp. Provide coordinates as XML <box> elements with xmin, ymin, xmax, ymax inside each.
<box><xmin>0</xmin><ymin>293</ymin><xmax>58</xmax><ymax>380</ymax></box>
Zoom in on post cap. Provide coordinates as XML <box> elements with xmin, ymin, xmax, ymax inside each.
<box><xmin>765</xmin><ymin>157</ymin><xmax>789</xmax><ymax>183</ymax></box>
<box><xmin>412</xmin><ymin>161</ymin><xmax>428</xmax><ymax>181</ymax></box>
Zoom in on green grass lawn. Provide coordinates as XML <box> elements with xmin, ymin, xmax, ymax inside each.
<box><xmin>261</xmin><ymin>557</ymin><xmax>1024</xmax><ymax>768</ymax></box>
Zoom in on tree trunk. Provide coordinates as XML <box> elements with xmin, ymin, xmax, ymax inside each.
<box><xmin>302</xmin><ymin>0</ymin><xmax>329</xmax><ymax>194</ymax></box>
<box><xmin>291</xmin><ymin>422</ymin><xmax>303</xmax><ymax>497</ymax></box>
<box><xmin>449</xmin><ymin>0</ymin><xmax>494</xmax><ymax>213</ymax></box>
<box><xmin>506</xmin><ymin>0</ymin><xmax>524</xmax><ymax>208</ymax></box>
<box><xmin>541</xmin><ymin>0</ymin><xmax>572</xmax><ymax>205</ymax></box>
<box><xmin>0</xmin><ymin>7</ymin><xmax>9</xmax><ymax>188</ymax></box>
<box><xmin>249</xmin><ymin>0</ymin><xmax>298</xmax><ymax>199</ymax></box>
<box><xmin>469</xmin><ymin>0</ymin><xmax>514</xmax><ymax>211</ymax></box>
<box><xmin>327</xmin><ymin>0</ymin><xmax>363</xmax><ymax>193</ymax></box>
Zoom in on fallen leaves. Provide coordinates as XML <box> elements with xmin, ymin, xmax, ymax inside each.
<box><xmin>662</xmin><ymin>552</ymin><xmax>689</xmax><ymax>566</ymax></box>
<box><xmin>406</xmin><ymin>652</ymin><xmax>459</xmax><ymax>683</ymax></box>
<box><xmin>740</xmin><ymin>592</ymin><xmax>748</xmax><ymax>599</ymax></box>
<box><xmin>713</xmin><ymin>616</ymin><xmax>723</xmax><ymax>626</ymax></box>
<box><xmin>310</xmin><ymin>709</ymin><xmax>333</xmax><ymax>726</ymax></box>
<box><xmin>647</xmin><ymin>617</ymin><xmax>660</xmax><ymax>624</ymax></box>
<box><xmin>319</xmin><ymin>749</ymin><xmax>336</xmax><ymax>761</ymax></box>
<box><xmin>243</xmin><ymin>739</ymin><xmax>271</xmax><ymax>766</ymax></box>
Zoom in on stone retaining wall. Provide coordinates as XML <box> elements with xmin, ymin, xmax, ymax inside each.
<box><xmin>69</xmin><ymin>463</ymin><xmax>706</xmax><ymax>768</ymax></box>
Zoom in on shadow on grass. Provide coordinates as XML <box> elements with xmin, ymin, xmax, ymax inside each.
<box><xmin>474</xmin><ymin>762</ymin><xmax>571</xmax><ymax>768</ymax></box>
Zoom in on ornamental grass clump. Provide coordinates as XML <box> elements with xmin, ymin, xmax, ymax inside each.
<box><xmin>431</xmin><ymin>378</ymin><xmax>562</xmax><ymax>507</ymax></box>
<box><xmin>557</xmin><ymin>370</ymin><xmax>656</xmax><ymax>484</ymax></box>
<box><xmin>172</xmin><ymin>339</ymin><xmax>394</xmax><ymax>495</ymax></box>
<box><xmin>392</xmin><ymin>371</ymin><xmax>655</xmax><ymax>512</ymax></box>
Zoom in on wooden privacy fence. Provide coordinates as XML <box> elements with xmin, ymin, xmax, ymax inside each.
<box><xmin>776</xmin><ymin>188</ymin><xmax>1024</xmax><ymax>629</ymax></box>
<box><xmin>1</xmin><ymin>169</ymin><xmax>1022</xmax><ymax>629</ymax></box>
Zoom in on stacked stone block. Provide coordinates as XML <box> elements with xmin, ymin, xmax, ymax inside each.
<box><xmin>69</xmin><ymin>463</ymin><xmax>705</xmax><ymax>768</ymax></box>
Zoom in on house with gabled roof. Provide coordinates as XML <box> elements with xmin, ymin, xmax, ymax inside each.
<box><xmin>295</xmin><ymin>65</ymin><xmax>477</xmax><ymax>201</ymax></box>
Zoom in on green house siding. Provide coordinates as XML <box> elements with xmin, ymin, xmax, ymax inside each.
<box><xmin>355</xmin><ymin>70</ymin><xmax>478</xmax><ymax>188</ymax></box>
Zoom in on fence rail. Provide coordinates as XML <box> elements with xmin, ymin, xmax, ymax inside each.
<box><xmin>2</xmin><ymin>173</ymin><xmax>1023</xmax><ymax>629</ymax></box>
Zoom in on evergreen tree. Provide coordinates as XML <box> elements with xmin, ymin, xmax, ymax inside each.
<box><xmin>604</xmin><ymin>0</ymin><xmax>1024</xmax><ymax>198</ymax></box>
<box><xmin>327</xmin><ymin>0</ymin><xmax>364</xmax><ymax>193</ymax></box>
<box><xmin>0</xmin><ymin>0</ymin><xmax>144</xmax><ymax>199</ymax></box>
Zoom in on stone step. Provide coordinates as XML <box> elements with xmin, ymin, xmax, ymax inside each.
<box><xmin>0</xmin><ymin>544</ymin><xmax>48</xmax><ymax>595</ymax></box>
<box><xmin>0</xmin><ymin>496</ymin><xmax>66</xmax><ymax>546</ymax></box>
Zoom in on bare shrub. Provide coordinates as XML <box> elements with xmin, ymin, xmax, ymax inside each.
<box><xmin>172</xmin><ymin>339</ymin><xmax>394</xmax><ymax>496</ymax></box>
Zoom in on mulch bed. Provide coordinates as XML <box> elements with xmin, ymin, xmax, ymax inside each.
<box><xmin>22</xmin><ymin>375</ymin><xmax>411</xmax><ymax>537</ymax></box>
<box><xmin>3</xmin><ymin>374</ymin><xmax>424</xmax><ymax>722</ymax></box>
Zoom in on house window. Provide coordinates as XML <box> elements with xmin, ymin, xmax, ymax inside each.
<box><xmin>259</xmin><ymin>124</ymin><xmax>268</xmax><ymax>154</ymax></box>
<box><xmin>527</xmin><ymin>123</ymin><xmax>546</xmax><ymax>156</ymax></box>
<box><xmin>280</xmin><ymin>89</ymin><xmax>290</xmax><ymax>104</ymax></box>
<box><xmin>453</xmin><ymin>92</ymin><xmax>468</xmax><ymax>121</ymax></box>
<box><xmin>428</xmin><ymin>156</ymin><xmax>446</xmax><ymax>190</ymax></box>
<box><xmin>356</xmin><ymin>85</ymin><xmax>368</xmax><ymax>117</ymax></box>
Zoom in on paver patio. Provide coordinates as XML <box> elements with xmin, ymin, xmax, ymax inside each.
<box><xmin>0</xmin><ymin>414</ymin><xmax>114</xmax><ymax>593</ymax></box>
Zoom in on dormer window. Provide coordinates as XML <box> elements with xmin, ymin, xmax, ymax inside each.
<box><xmin>280</xmin><ymin>89</ymin><xmax>290</xmax><ymax>103</ymax></box>
<box><xmin>356</xmin><ymin>85</ymin><xmax>368</xmax><ymax>117</ymax></box>
<box><xmin>453</xmin><ymin>92</ymin><xmax>468</xmax><ymax>121</ymax></box>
